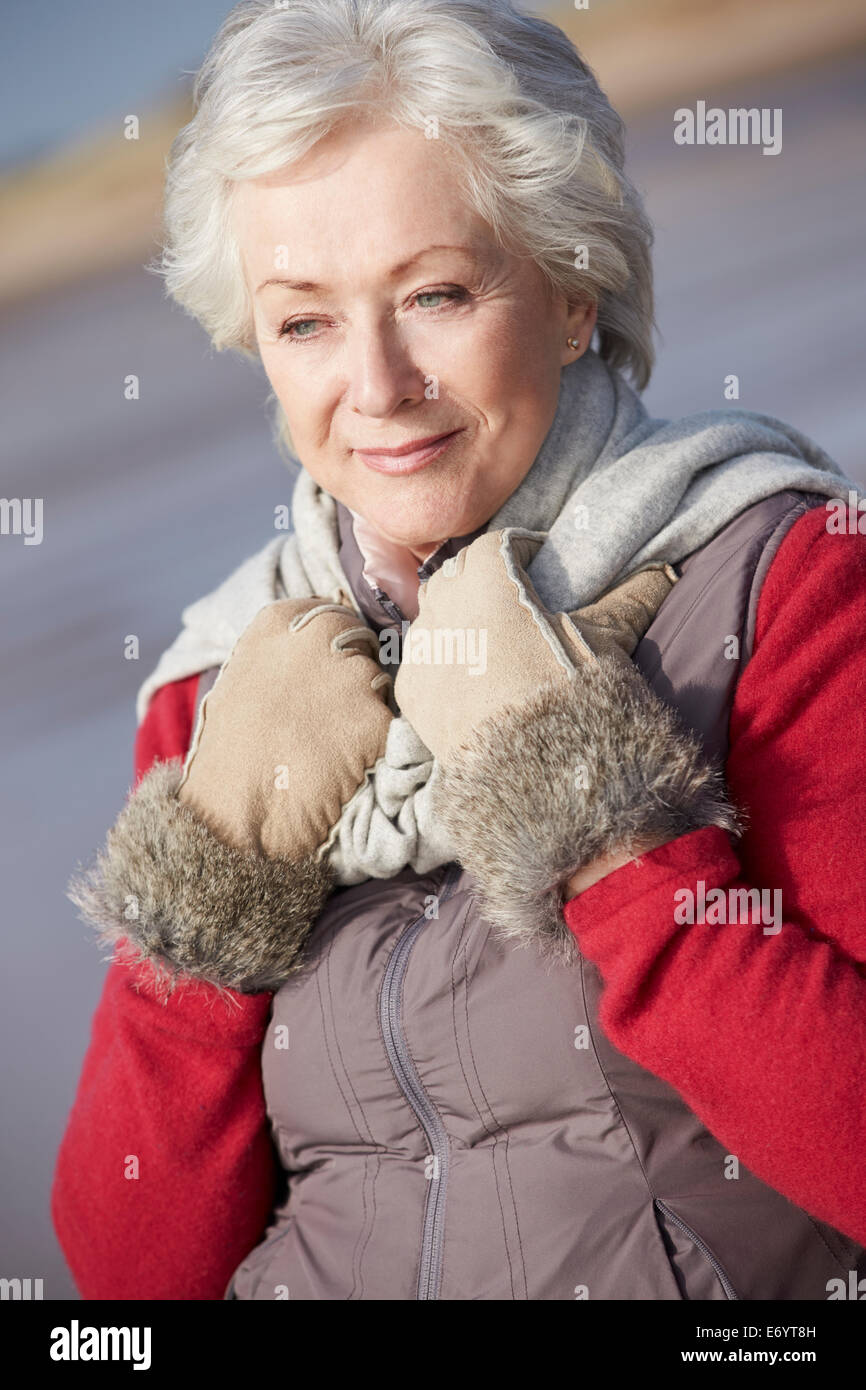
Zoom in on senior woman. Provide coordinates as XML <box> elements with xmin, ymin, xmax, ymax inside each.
<box><xmin>53</xmin><ymin>0</ymin><xmax>866</xmax><ymax>1302</ymax></box>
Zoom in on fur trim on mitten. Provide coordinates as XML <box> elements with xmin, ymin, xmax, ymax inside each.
<box><xmin>67</xmin><ymin>759</ymin><xmax>333</xmax><ymax>997</ymax></box>
<box><xmin>433</xmin><ymin>653</ymin><xmax>741</xmax><ymax>963</ymax></box>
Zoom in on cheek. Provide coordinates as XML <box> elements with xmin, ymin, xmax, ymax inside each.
<box><xmin>260</xmin><ymin>347</ymin><xmax>329</xmax><ymax>444</ymax></box>
<box><xmin>261</xmin><ymin>345</ymin><xmax>302</xmax><ymax>402</ymax></box>
<box><xmin>443</xmin><ymin>299</ymin><xmax>560</xmax><ymax>408</ymax></box>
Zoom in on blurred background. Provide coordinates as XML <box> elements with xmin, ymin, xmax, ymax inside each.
<box><xmin>1</xmin><ymin>0</ymin><xmax>864</xmax><ymax>1298</ymax></box>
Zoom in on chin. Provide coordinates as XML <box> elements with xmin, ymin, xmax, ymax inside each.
<box><xmin>361</xmin><ymin>484</ymin><xmax>486</xmax><ymax>554</ymax></box>
<box><xmin>367</xmin><ymin>506</ymin><xmax>472</xmax><ymax>555</ymax></box>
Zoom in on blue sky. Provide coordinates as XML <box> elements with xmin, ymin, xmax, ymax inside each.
<box><xmin>0</xmin><ymin>0</ymin><xmax>236</xmax><ymax>167</ymax></box>
<box><xmin>0</xmin><ymin>0</ymin><xmax>575</xmax><ymax>169</ymax></box>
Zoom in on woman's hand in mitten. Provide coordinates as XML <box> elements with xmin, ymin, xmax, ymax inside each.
<box><xmin>69</xmin><ymin>598</ymin><xmax>392</xmax><ymax>994</ymax></box>
<box><xmin>394</xmin><ymin>529</ymin><xmax>740</xmax><ymax>954</ymax></box>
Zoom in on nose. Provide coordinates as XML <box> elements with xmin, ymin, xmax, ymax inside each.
<box><xmin>345</xmin><ymin>317</ymin><xmax>428</xmax><ymax>419</ymax></box>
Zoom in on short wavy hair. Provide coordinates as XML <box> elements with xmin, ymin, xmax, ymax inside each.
<box><xmin>159</xmin><ymin>0</ymin><xmax>656</xmax><ymax>402</ymax></box>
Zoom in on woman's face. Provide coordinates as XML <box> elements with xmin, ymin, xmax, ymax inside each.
<box><xmin>234</xmin><ymin>120</ymin><xmax>596</xmax><ymax>559</ymax></box>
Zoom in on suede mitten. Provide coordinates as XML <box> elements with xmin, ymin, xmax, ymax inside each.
<box><xmin>69</xmin><ymin>598</ymin><xmax>393</xmax><ymax>994</ymax></box>
<box><xmin>395</xmin><ymin>529</ymin><xmax>741</xmax><ymax>957</ymax></box>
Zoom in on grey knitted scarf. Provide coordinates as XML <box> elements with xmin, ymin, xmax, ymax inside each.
<box><xmin>138</xmin><ymin>347</ymin><xmax>861</xmax><ymax>883</ymax></box>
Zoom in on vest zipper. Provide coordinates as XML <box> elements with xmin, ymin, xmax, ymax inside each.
<box><xmin>369</xmin><ymin>583</ymin><xmax>406</xmax><ymax>630</ymax></box>
<box><xmin>654</xmin><ymin>1198</ymin><xmax>740</xmax><ymax>1300</ymax></box>
<box><xmin>379</xmin><ymin>862</ymin><xmax>462</xmax><ymax>1300</ymax></box>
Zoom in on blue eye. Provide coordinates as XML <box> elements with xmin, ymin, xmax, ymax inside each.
<box><xmin>279</xmin><ymin>319</ymin><xmax>319</xmax><ymax>340</ymax></box>
<box><xmin>414</xmin><ymin>287</ymin><xmax>468</xmax><ymax>310</ymax></box>
<box><xmin>415</xmin><ymin>291</ymin><xmax>448</xmax><ymax>308</ymax></box>
<box><xmin>278</xmin><ymin>287</ymin><xmax>468</xmax><ymax>345</ymax></box>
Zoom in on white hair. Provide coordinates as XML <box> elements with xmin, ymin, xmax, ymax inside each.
<box><xmin>159</xmin><ymin>0</ymin><xmax>656</xmax><ymax>404</ymax></box>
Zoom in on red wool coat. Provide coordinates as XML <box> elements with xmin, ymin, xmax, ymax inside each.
<box><xmin>51</xmin><ymin>506</ymin><xmax>866</xmax><ymax>1299</ymax></box>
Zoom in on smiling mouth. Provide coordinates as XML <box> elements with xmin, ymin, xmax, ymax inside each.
<box><xmin>354</xmin><ymin>429</ymin><xmax>463</xmax><ymax>475</ymax></box>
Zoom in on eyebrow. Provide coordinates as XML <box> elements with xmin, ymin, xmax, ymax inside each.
<box><xmin>255</xmin><ymin>244</ymin><xmax>483</xmax><ymax>295</ymax></box>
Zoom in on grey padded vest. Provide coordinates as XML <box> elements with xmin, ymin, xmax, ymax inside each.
<box><xmin>218</xmin><ymin>488</ymin><xmax>866</xmax><ymax>1300</ymax></box>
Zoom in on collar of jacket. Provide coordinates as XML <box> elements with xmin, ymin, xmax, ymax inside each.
<box><xmin>335</xmin><ymin>498</ymin><xmax>487</xmax><ymax>634</ymax></box>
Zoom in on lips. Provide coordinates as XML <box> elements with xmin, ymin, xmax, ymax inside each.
<box><xmin>354</xmin><ymin>429</ymin><xmax>462</xmax><ymax>476</ymax></box>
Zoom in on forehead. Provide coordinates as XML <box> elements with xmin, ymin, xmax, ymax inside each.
<box><xmin>232</xmin><ymin>119</ymin><xmax>493</xmax><ymax>277</ymax></box>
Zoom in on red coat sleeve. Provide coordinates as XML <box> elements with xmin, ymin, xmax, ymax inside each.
<box><xmin>51</xmin><ymin>675</ymin><xmax>278</xmax><ymax>1300</ymax></box>
<box><xmin>564</xmin><ymin>506</ymin><xmax>866</xmax><ymax>1244</ymax></box>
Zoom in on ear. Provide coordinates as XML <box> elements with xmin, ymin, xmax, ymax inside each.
<box><xmin>560</xmin><ymin>299</ymin><xmax>598</xmax><ymax>366</ymax></box>
<box><xmin>568</xmin><ymin>299</ymin><xmax>598</xmax><ymax>342</ymax></box>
